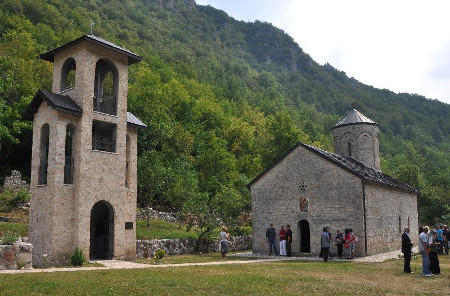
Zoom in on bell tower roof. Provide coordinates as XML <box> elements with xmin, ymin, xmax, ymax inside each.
<box><xmin>333</xmin><ymin>109</ymin><xmax>376</xmax><ymax>128</ymax></box>
<box><xmin>39</xmin><ymin>34</ymin><xmax>142</xmax><ymax>65</ymax></box>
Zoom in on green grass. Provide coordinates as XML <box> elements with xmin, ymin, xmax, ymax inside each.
<box><xmin>136</xmin><ymin>219</ymin><xmax>198</xmax><ymax>240</ymax></box>
<box><xmin>135</xmin><ymin>252</ymin><xmax>254</xmax><ymax>264</ymax></box>
<box><xmin>0</xmin><ymin>222</ymin><xmax>28</xmax><ymax>237</ymax></box>
<box><xmin>0</xmin><ymin>256</ymin><xmax>448</xmax><ymax>295</ymax></box>
<box><xmin>1</xmin><ymin>218</ymin><xmax>251</xmax><ymax>240</ymax></box>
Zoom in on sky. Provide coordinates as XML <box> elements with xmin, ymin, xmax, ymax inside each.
<box><xmin>196</xmin><ymin>0</ymin><xmax>450</xmax><ymax>104</ymax></box>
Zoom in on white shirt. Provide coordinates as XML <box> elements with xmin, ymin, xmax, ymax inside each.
<box><xmin>220</xmin><ymin>231</ymin><xmax>228</xmax><ymax>242</ymax></box>
<box><xmin>419</xmin><ymin>232</ymin><xmax>428</xmax><ymax>252</ymax></box>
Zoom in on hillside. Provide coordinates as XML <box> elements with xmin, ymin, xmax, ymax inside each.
<box><xmin>0</xmin><ymin>0</ymin><xmax>448</xmax><ymax>226</ymax></box>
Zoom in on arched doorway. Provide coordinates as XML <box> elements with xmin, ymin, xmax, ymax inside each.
<box><xmin>298</xmin><ymin>220</ymin><xmax>310</xmax><ymax>253</ymax></box>
<box><xmin>90</xmin><ymin>201</ymin><xmax>114</xmax><ymax>259</ymax></box>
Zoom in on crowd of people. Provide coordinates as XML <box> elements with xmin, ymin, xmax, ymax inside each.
<box><xmin>265</xmin><ymin>224</ymin><xmax>358</xmax><ymax>261</ymax></box>
<box><xmin>407</xmin><ymin>224</ymin><xmax>449</xmax><ymax>277</ymax></box>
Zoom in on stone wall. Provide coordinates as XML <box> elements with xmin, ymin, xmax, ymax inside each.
<box><xmin>0</xmin><ymin>240</ymin><xmax>32</xmax><ymax>270</ymax></box>
<box><xmin>364</xmin><ymin>183</ymin><xmax>418</xmax><ymax>255</ymax></box>
<box><xmin>251</xmin><ymin>145</ymin><xmax>365</xmax><ymax>256</ymax></box>
<box><xmin>136</xmin><ymin>236</ymin><xmax>252</xmax><ymax>258</ymax></box>
<box><xmin>136</xmin><ymin>207</ymin><xmax>177</xmax><ymax>223</ymax></box>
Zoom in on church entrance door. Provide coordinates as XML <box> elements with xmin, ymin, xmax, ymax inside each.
<box><xmin>298</xmin><ymin>220</ymin><xmax>310</xmax><ymax>253</ymax></box>
<box><xmin>90</xmin><ymin>201</ymin><xmax>114</xmax><ymax>259</ymax></box>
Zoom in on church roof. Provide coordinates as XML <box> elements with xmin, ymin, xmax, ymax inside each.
<box><xmin>39</xmin><ymin>34</ymin><xmax>142</xmax><ymax>65</ymax></box>
<box><xmin>127</xmin><ymin>112</ymin><xmax>147</xmax><ymax>129</ymax></box>
<box><xmin>23</xmin><ymin>90</ymin><xmax>147</xmax><ymax>129</ymax></box>
<box><xmin>333</xmin><ymin>109</ymin><xmax>376</xmax><ymax>128</ymax></box>
<box><xmin>23</xmin><ymin>90</ymin><xmax>83</xmax><ymax>120</ymax></box>
<box><xmin>248</xmin><ymin>142</ymin><xmax>416</xmax><ymax>193</ymax></box>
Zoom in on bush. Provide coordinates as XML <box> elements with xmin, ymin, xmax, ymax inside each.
<box><xmin>1</xmin><ymin>230</ymin><xmax>18</xmax><ymax>245</ymax></box>
<box><xmin>70</xmin><ymin>247</ymin><xmax>85</xmax><ymax>266</ymax></box>
<box><xmin>154</xmin><ymin>249</ymin><xmax>166</xmax><ymax>263</ymax></box>
<box><xmin>0</xmin><ymin>188</ymin><xmax>30</xmax><ymax>212</ymax></box>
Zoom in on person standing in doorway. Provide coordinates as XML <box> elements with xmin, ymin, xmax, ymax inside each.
<box><xmin>419</xmin><ymin>226</ymin><xmax>432</xmax><ymax>277</ymax></box>
<box><xmin>349</xmin><ymin>228</ymin><xmax>357</xmax><ymax>259</ymax></box>
<box><xmin>279</xmin><ymin>225</ymin><xmax>287</xmax><ymax>256</ymax></box>
<box><xmin>335</xmin><ymin>229</ymin><xmax>344</xmax><ymax>259</ymax></box>
<box><xmin>286</xmin><ymin>225</ymin><xmax>293</xmax><ymax>257</ymax></box>
<box><xmin>401</xmin><ymin>226</ymin><xmax>413</xmax><ymax>273</ymax></box>
<box><xmin>266</xmin><ymin>223</ymin><xmax>277</xmax><ymax>256</ymax></box>
<box><xmin>344</xmin><ymin>228</ymin><xmax>351</xmax><ymax>259</ymax></box>
<box><xmin>321</xmin><ymin>227</ymin><xmax>331</xmax><ymax>262</ymax></box>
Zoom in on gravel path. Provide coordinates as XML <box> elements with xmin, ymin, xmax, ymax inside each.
<box><xmin>0</xmin><ymin>249</ymin><xmax>404</xmax><ymax>274</ymax></box>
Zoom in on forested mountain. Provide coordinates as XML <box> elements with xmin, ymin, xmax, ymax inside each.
<box><xmin>0</xmin><ymin>0</ymin><xmax>448</xmax><ymax>232</ymax></box>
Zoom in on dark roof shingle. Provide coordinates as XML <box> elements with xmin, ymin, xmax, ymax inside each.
<box><xmin>23</xmin><ymin>90</ymin><xmax>82</xmax><ymax>120</ymax></box>
<box><xmin>127</xmin><ymin>112</ymin><xmax>147</xmax><ymax>129</ymax></box>
<box><xmin>333</xmin><ymin>109</ymin><xmax>376</xmax><ymax>128</ymax></box>
<box><xmin>248</xmin><ymin>142</ymin><xmax>416</xmax><ymax>193</ymax></box>
<box><xmin>40</xmin><ymin>35</ymin><xmax>142</xmax><ymax>65</ymax></box>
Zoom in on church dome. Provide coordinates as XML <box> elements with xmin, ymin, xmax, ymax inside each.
<box><xmin>333</xmin><ymin>109</ymin><xmax>376</xmax><ymax>128</ymax></box>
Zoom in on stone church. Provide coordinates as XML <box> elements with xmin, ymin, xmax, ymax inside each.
<box><xmin>249</xmin><ymin>109</ymin><xmax>418</xmax><ymax>256</ymax></box>
<box><xmin>23</xmin><ymin>35</ymin><xmax>146</xmax><ymax>266</ymax></box>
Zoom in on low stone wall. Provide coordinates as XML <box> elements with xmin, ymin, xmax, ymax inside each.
<box><xmin>136</xmin><ymin>207</ymin><xmax>177</xmax><ymax>223</ymax></box>
<box><xmin>0</xmin><ymin>242</ymin><xmax>33</xmax><ymax>270</ymax></box>
<box><xmin>137</xmin><ymin>235</ymin><xmax>252</xmax><ymax>258</ymax></box>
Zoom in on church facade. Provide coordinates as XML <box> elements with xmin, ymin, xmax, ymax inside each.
<box><xmin>23</xmin><ymin>35</ymin><xmax>146</xmax><ymax>266</ymax></box>
<box><xmin>249</xmin><ymin>109</ymin><xmax>418</xmax><ymax>256</ymax></box>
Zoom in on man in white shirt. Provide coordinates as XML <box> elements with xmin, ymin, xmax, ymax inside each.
<box><xmin>419</xmin><ymin>226</ymin><xmax>432</xmax><ymax>277</ymax></box>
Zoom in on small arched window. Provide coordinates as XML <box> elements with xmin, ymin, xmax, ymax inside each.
<box><xmin>38</xmin><ymin>124</ymin><xmax>50</xmax><ymax>185</ymax></box>
<box><xmin>61</xmin><ymin>58</ymin><xmax>76</xmax><ymax>92</ymax></box>
<box><xmin>93</xmin><ymin>59</ymin><xmax>118</xmax><ymax>115</ymax></box>
<box><xmin>347</xmin><ymin>142</ymin><xmax>352</xmax><ymax>157</ymax></box>
<box><xmin>398</xmin><ymin>216</ymin><xmax>402</xmax><ymax>233</ymax></box>
<box><xmin>64</xmin><ymin>124</ymin><xmax>75</xmax><ymax>184</ymax></box>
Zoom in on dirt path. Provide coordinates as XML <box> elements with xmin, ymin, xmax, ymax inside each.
<box><xmin>0</xmin><ymin>250</ymin><xmax>402</xmax><ymax>275</ymax></box>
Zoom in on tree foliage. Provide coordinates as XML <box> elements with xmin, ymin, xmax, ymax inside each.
<box><xmin>0</xmin><ymin>0</ymin><xmax>448</xmax><ymax>225</ymax></box>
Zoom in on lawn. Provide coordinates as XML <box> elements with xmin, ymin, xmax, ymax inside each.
<box><xmin>0</xmin><ymin>222</ymin><xmax>28</xmax><ymax>237</ymax></box>
<box><xmin>0</xmin><ymin>255</ymin><xmax>448</xmax><ymax>295</ymax></box>
<box><xmin>135</xmin><ymin>252</ymin><xmax>255</xmax><ymax>264</ymax></box>
<box><xmin>1</xmin><ymin>218</ymin><xmax>251</xmax><ymax>240</ymax></box>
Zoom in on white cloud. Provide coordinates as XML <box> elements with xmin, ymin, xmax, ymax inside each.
<box><xmin>196</xmin><ymin>0</ymin><xmax>450</xmax><ymax>103</ymax></box>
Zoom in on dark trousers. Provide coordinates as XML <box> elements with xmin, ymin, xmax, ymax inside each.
<box><xmin>429</xmin><ymin>252</ymin><xmax>440</xmax><ymax>274</ymax></box>
<box><xmin>403</xmin><ymin>251</ymin><xmax>412</xmax><ymax>272</ymax></box>
<box><xmin>321</xmin><ymin>247</ymin><xmax>329</xmax><ymax>262</ymax></box>
<box><xmin>437</xmin><ymin>242</ymin><xmax>443</xmax><ymax>255</ymax></box>
<box><xmin>268</xmin><ymin>239</ymin><xmax>277</xmax><ymax>255</ymax></box>
<box><xmin>286</xmin><ymin>242</ymin><xmax>291</xmax><ymax>257</ymax></box>
<box><xmin>337</xmin><ymin>244</ymin><xmax>343</xmax><ymax>258</ymax></box>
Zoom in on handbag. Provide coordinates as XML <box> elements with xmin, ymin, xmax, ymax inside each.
<box><xmin>344</xmin><ymin>243</ymin><xmax>349</xmax><ymax>248</ymax></box>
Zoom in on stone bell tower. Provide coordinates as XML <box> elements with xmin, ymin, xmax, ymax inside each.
<box><xmin>23</xmin><ymin>35</ymin><xmax>146</xmax><ymax>266</ymax></box>
<box><xmin>332</xmin><ymin>109</ymin><xmax>381</xmax><ymax>171</ymax></box>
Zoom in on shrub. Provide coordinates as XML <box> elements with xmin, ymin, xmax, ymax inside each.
<box><xmin>0</xmin><ymin>188</ymin><xmax>30</xmax><ymax>212</ymax></box>
<box><xmin>154</xmin><ymin>249</ymin><xmax>166</xmax><ymax>263</ymax></box>
<box><xmin>70</xmin><ymin>247</ymin><xmax>85</xmax><ymax>266</ymax></box>
<box><xmin>1</xmin><ymin>230</ymin><xmax>18</xmax><ymax>245</ymax></box>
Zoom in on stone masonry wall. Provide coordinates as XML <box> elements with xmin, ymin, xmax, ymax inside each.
<box><xmin>0</xmin><ymin>239</ymin><xmax>32</xmax><ymax>270</ymax></box>
<box><xmin>30</xmin><ymin>40</ymin><xmax>138</xmax><ymax>266</ymax></box>
<box><xmin>333</xmin><ymin>124</ymin><xmax>381</xmax><ymax>171</ymax></box>
<box><xmin>251</xmin><ymin>145</ymin><xmax>366</xmax><ymax>257</ymax></box>
<box><xmin>136</xmin><ymin>236</ymin><xmax>252</xmax><ymax>258</ymax></box>
<box><xmin>364</xmin><ymin>183</ymin><xmax>418</xmax><ymax>255</ymax></box>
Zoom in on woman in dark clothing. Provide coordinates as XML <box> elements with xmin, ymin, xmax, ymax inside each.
<box><xmin>428</xmin><ymin>229</ymin><xmax>440</xmax><ymax>274</ymax></box>
<box><xmin>335</xmin><ymin>229</ymin><xmax>344</xmax><ymax>259</ymax></box>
